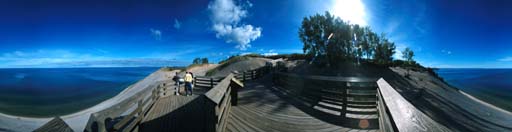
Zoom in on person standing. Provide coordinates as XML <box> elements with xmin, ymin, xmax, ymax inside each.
<box><xmin>172</xmin><ymin>72</ymin><xmax>181</xmax><ymax>95</ymax></box>
<box><xmin>184</xmin><ymin>72</ymin><xmax>194</xmax><ymax>96</ymax></box>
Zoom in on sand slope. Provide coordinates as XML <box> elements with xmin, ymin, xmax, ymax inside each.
<box><xmin>209</xmin><ymin>57</ymin><xmax>271</xmax><ymax>77</ymax></box>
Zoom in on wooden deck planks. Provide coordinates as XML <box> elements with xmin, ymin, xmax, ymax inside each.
<box><xmin>226</xmin><ymin>78</ymin><xmax>379</xmax><ymax>132</ymax></box>
<box><xmin>142</xmin><ymin>95</ymin><xmax>198</xmax><ymax>122</ymax></box>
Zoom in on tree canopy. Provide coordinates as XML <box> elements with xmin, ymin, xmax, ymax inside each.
<box><xmin>402</xmin><ymin>47</ymin><xmax>415</xmax><ymax>65</ymax></box>
<box><xmin>299</xmin><ymin>11</ymin><xmax>399</xmax><ymax>66</ymax></box>
<box><xmin>192</xmin><ymin>57</ymin><xmax>209</xmax><ymax>64</ymax></box>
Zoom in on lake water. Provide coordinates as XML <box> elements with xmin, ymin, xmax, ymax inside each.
<box><xmin>0</xmin><ymin>67</ymin><xmax>158</xmax><ymax>117</ymax></box>
<box><xmin>436</xmin><ymin>68</ymin><xmax>512</xmax><ymax>112</ymax></box>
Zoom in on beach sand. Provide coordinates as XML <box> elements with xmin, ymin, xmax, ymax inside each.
<box><xmin>0</xmin><ymin>68</ymin><xmax>177</xmax><ymax>132</ymax></box>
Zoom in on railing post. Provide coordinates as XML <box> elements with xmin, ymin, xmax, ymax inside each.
<box><xmin>243</xmin><ymin>72</ymin><xmax>246</xmax><ymax>82</ymax></box>
<box><xmin>210</xmin><ymin>78</ymin><xmax>214</xmax><ymax>88</ymax></box>
<box><xmin>252</xmin><ymin>71</ymin><xmax>255</xmax><ymax>80</ymax></box>
<box><xmin>194</xmin><ymin>77</ymin><xmax>197</xmax><ymax>87</ymax></box>
<box><xmin>257</xmin><ymin>68</ymin><xmax>261</xmax><ymax>78</ymax></box>
<box><xmin>93</xmin><ymin>113</ymin><xmax>106</xmax><ymax>132</ymax></box>
<box><xmin>341</xmin><ymin>82</ymin><xmax>348</xmax><ymax>118</ymax></box>
<box><xmin>138</xmin><ymin>99</ymin><xmax>144</xmax><ymax>121</ymax></box>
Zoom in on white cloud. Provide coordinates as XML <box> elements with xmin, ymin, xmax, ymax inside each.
<box><xmin>261</xmin><ymin>49</ymin><xmax>278</xmax><ymax>56</ymax></box>
<box><xmin>174</xmin><ymin>19</ymin><xmax>181</xmax><ymax>29</ymax></box>
<box><xmin>150</xmin><ymin>28</ymin><xmax>162</xmax><ymax>40</ymax></box>
<box><xmin>498</xmin><ymin>57</ymin><xmax>512</xmax><ymax>62</ymax></box>
<box><xmin>262</xmin><ymin>52</ymin><xmax>277</xmax><ymax>56</ymax></box>
<box><xmin>441</xmin><ymin>49</ymin><xmax>452</xmax><ymax>55</ymax></box>
<box><xmin>212</xmin><ymin>24</ymin><xmax>261</xmax><ymax>50</ymax></box>
<box><xmin>0</xmin><ymin>49</ymin><xmax>189</xmax><ymax>68</ymax></box>
<box><xmin>208</xmin><ymin>0</ymin><xmax>262</xmax><ymax>50</ymax></box>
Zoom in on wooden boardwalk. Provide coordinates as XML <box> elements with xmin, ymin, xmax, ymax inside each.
<box><xmin>142</xmin><ymin>95</ymin><xmax>200</xmax><ymax>123</ymax></box>
<box><xmin>226</xmin><ymin>76</ymin><xmax>378</xmax><ymax>132</ymax></box>
<box><xmin>73</xmin><ymin>66</ymin><xmax>454</xmax><ymax>132</ymax></box>
<box><xmin>140</xmin><ymin>94</ymin><xmax>207</xmax><ymax>132</ymax></box>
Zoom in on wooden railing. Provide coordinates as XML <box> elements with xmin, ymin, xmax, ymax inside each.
<box><xmin>194</xmin><ymin>76</ymin><xmax>223</xmax><ymax>89</ymax></box>
<box><xmin>194</xmin><ymin>66</ymin><xmax>271</xmax><ymax>88</ymax></box>
<box><xmin>376</xmin><ymin>78</ymin><xmax>450</xmax><ymax>132</ymax></box>
<box><xmin>85</xmin><ymin>82</ymin><xmax>165</xmax><ymax>132</ymax></box>
<box><xmin>273</xmin><ymin>73</ymin><xmax>451</xmax><ymax>131</ymax></box>
<box><xmin>204</xmin><ymin>73</ymin><xmax>244</xmax><ymax>132</ymax></box>
<box><xmin>273</xmin><ymin>72</ymin><xmax>379</xmax><ymax>125</ymax></box>
<box><xmin>233</xmin><ymin>66</ymin><xmax>272</xmax><ymax>82</ymax></box>
<box><xmin>376</xmin><ymin>82</ymin><xmax>396</xmax><ymax>132</ymax></box>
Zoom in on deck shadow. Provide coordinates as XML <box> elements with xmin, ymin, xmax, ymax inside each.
<box><xmin>139</xmin><ymin>96</ymin><xmax>208</xmax><ymax>132</ymax></box>
<box><xmin>241</xmin><ymin>74</ymin><xmax>378</xmax><ymax>130</ymax></box>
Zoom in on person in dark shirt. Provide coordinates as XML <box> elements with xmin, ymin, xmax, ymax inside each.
<box><xmin>172</xmin><ymin>72</ymin><xmax>181</xmax><ymax>95</ymax></box>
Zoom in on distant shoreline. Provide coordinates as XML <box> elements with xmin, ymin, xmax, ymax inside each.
<box><xmin>435</xmin><ymin>68</ymin><xmax>512</xmax><ymax>112</ymax></box>
<box><xmin>0</xmin><ymin>68</ymin><xmax>170</xmax><ymax>132</ymax></box>
<box><xmin>0</xmin><ymin>66</ymin><xmax>168</xmax><ymax>69</ymax></box>
<box><xmin>0</xmin><ymin>67</ymin><xmax>162</xmax><ymax>117</ymax></box>
<box><xmin>458</xmin><ymin>90</ymin><xmax>512</xmax><ymax>115</ymax></box>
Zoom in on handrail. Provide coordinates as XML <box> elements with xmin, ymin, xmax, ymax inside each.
<box><xmin>376</xmin><ymin>78</ymin><xmax>451</xmax><ymax>132</ymax></box>
<box><xmin>233</xmin><ymin>66</ymin><xmax>271</xmax><ymax>82</ymax></box>
<box><xmin>110</xmin><ymin>82</ymin><xmax>161</xmax><ymax>132</ymax></box>
<box><xmin>194</xmin><ymin>76</ymin><xmax>223</xmax><ymax>89</ymax></box>
<box><xmin>203</xmin><ymin>73</ymin><xmax>244</xmax><ymax>132</ymax></box>
<box><xmin>273</xmin><ymin>72</ymin><xmax>379</xmax><ymax>118</ymax></box>
<box><xmin>85</xmin><ymin>81</ymin><xmax>163</xmax><ymax>132</ymax></box>
<box><xmin>376</xmin><ymin>83</ymin><xmax>396</xmax><ymax>132</ymax></box>
<box><xmin>276</xmin><ymin>72</ymin><xmax>378</xmax><ymax>83</ymax></box>
<box><xmin>205</xmin><ymin>74</ymin><xmax>235</xmax><ymax>104</ymax></box>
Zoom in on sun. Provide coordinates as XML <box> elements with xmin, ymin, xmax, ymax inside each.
<box><xmin>330</xmin><ymin>0</ymin><xmax>367</xmax><ymax>26</ymax></box>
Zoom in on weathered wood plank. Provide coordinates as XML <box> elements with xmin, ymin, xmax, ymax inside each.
<box><xmin>205</xmin><ymin>74</ymin><xmax>235</xmax><ymax>104</ymax></box>
<box><xmin>377</xmin><ymin>78</ymin><xmax>451</xmax><ymax>132</ymax></box>
<box><xmin>34</xmin><ymin>117</ymin><xmax>73</xmax><ymax>132</ymax></box>
<box><xmin>277</xmin><ymin>72</ymin><xmax>378</xmax><ymax>83</ymax></box>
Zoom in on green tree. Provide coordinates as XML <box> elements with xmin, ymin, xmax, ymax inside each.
<box><xmin>402</xmin><ymin>47</ymin><xmax>414</xmax><ymax>65</ymax></box>
<box><xmin>353</xmin><ymin>25</ymin><xmax>364</xmax><ymax>62</ymax></box>
<box><xmin>192</xmin><ymin>58</ymin><xmax>201</xmax><ymax>64</ymax></box>
<box><xmin>298</xmin><ymin>11</ymin><xmax>398</xmax><ymax>66</ymax></box>
<box><xmin>359</xmin><ymin>27</ymin><xmax>369</xmax><ymax>59</ymax></box>
<box><xmin>374</xmin><ymin>37</ymin><xmax>396</xmax><ymax>65</ymax></box>
<box><xmin>365</xmin><ymin>30</ymin><xmax>380</xmax><ymax>59</ymax></box>
<box><xmin>201</xmin><ymin>58</ymin><xmax>209</xmax><ymax>64</ymax></box>
<box><xmin>299</xmin><ymin>11</ymin><xmax>354</xmax><ymax>66</ymax></box>
<box><xmin>402</xmin><ymin>47</ymin><xmax>415</xmax><ymax>77</ymax></box>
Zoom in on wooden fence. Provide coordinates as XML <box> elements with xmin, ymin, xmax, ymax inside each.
<box><xmin>85</xmin><ymin>81</ymin><xmax>167</xmax><ymax>132</ymax></box>
<box><xmin>194</xmin><ymin>76</ymin><xmax>223</xmax><ymax>89</ymax></box>
<box><xmin>273</xmin><ymin>72</ymin><xmax>380</xmax><ymax>128</ymax></box>
<box><xmin>193</xmin><ymin>65</ymin><xmax>271</xmax><ymax>89</ymax></box>
<box><xmin>376</xmin><ymin>78</ymin><xmax>450</xmax><ymax>132</ymax></box>
<box><xmin>273</xmin><ymin>73</ymin><xmax>451</xmax><ymax>131</ymax></box>
<box><xmin>233</xmin><ymin>66</ymin><xmax>272</xmax><ymax>82</ymax></box>
<box><xmin>204</xmin><ymin>73</ymin><xmax>244</xmax><ymax>132</ymax></box>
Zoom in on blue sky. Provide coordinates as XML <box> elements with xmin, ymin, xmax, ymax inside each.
<box><xmin>0</xmin><ymin>0</ymin><xmax>511</xmax><ymax>68</ymax></box>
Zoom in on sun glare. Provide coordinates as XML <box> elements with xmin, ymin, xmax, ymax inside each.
<box><xmin>331</xmin><ymin>0</ymin><xmax>367</xmax><ymax>26</ymax></box>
